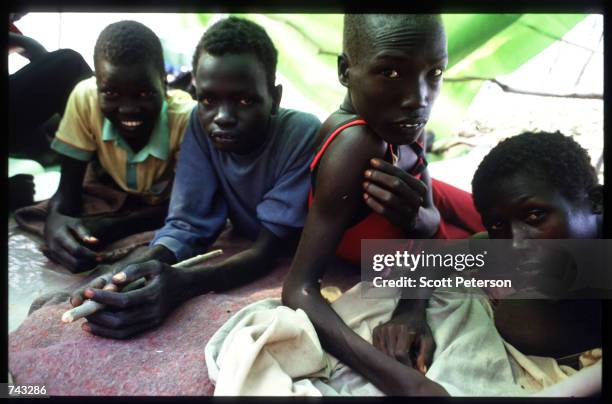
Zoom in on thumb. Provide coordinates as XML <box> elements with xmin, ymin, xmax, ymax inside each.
<box><xmin>112</xmin><ymin>260</ymin><xmax>166</xmax><ymax>285</ymax></box>
<box><xmin>70</xmin><ymin>222</ymin><xmax>98</xmax><ymax>244</ymax></box>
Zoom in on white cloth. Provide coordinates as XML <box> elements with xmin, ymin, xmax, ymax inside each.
<box><xmin>205</xmin><ymin>283</ymin><xmax>581</xmax><ymax>396</ymax></box>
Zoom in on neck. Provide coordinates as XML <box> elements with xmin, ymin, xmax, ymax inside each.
<box><xmin>339</xmin><ymin>94</ymin><xmax>356</xmax><ymax>114</ymax></box>
<box><xmin>125</xmin><ymin>137</ymin><xmax>148</xmax><ymax>154</ymax></box>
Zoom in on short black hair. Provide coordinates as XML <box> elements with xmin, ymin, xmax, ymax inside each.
<box><xmin>94</xmin><ymin>20</ymin><xmax>165</xmax><ymax>77</ymax></box>
<box><xmin>343</xmin><ymin>14</ymin><xmax>444</xmax><ymax>65</ymax></box>
<box><xmin>472</xmin><ymin>131</ymin><xmax>598</xmax><ymax>212</ymax></box>
<box><xmin>192</xmin><ymin>16</ymin><xmax>278</xmax><ymax>93</ymax></box>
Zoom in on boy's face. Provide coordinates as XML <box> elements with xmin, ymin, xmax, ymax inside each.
<box><xmin>194</xmin><ymin>52</ymin><xmax>280</xmax><ymax>154</ymax></box>
<box><xmin>343</xmin><ymin>17</ymin><xmax>447</xmax><ymax>145</ymax></box>
<box><xmin>96</xmin><ymin>59</ymin><xmax>165</xmax><ymax>144</ymax></box>
<box><xmin>478</xmin><ymin>171</ymin><xmax>599</xmax><ymax>240</ymax></box>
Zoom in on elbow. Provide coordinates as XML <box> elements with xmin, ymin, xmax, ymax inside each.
<box><xmin>281</xmin><ymin>282</ymin><xmax>299</xmax><ymax>309</ymax></box>
<box><xmin>281</xmin><ymin>279</ymin><xmax>317</xmax><ymax>311</ymax></box>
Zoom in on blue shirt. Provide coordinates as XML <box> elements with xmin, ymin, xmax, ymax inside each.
<box><xmin>151</xmin><ymin>107</ymin><xmax>321</xmax><ymax>261</ymax></box>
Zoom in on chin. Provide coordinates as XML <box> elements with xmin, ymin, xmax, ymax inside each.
<box><xmin>211</xmin><ymin>142</ymin><xmax>243</xmax><ymax>154</ymax></box>
<box><xmin>381</xmin><ymin>133</ymin><xmax>420</xmax><ymax>146</ymax></box>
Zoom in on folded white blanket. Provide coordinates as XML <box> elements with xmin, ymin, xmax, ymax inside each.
<box><xmin>205</xmin><ymin>282</ymin><xmax>581</xmax><ymax>396</ymax></box>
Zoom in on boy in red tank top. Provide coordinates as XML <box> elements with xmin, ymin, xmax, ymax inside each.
<box><xmin>282</xmin><ymin>15</ymin><xmax>483</xmax><ymax>395</ymax></box>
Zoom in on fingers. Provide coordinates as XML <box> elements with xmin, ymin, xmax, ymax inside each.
<box><xmin>82</xmin><ymin>318</ymin><xmax>160</xmax><ymax>339</ymax></box>
<box><xmin>368</xmin><ymin>158</ymin><xmax>428</xmax><ymax>197</ymax></box>
<box><xmin>416</xmin><ymin>336</ymin><xmax>435</xmax><ymax>374</ymax></box>
<box><xmin>55</xmin><ymin>229</ymin><xmax>100</xmax><ymax>266</ymax></box>
<box><xmin>373</xmin><ymin>323</ymin><xmax>415</xmax><ymax>368</ymax></box>
<box><xmin>86</xmin><ymin>277</ymin><xmax>161</xmax><ymax>309</ymax></box>
<box><xmin>373</xmin><ymin>325</ymin><xmax>382</xmax><ymax>349</ymax></box>
<box><xmin>395</xmin><ymin>331</ymin><xmax>416</xmax><ymax>368</ymax></box>
<box><xmin>70</xmin><ymin>222</ymin><xmax>99</xmax><ymax>245</ymax></box>
<box><xmin>70</xmin><ymin>276</ymin><xmax>108</xmax><ymax>307</ymax></box>
<box><xmin>44</xmin><ymin>245</ymin><xmax>94</xmax><ymax>274</ymax></box>
<box><xmin>85</xmin><ymin>304</ymin><xmax>158</xmax><ymax>330</ymax></box>
<box><xmin>363</xmin><ymin>181</ymin><xmax>422</xmax><ymax>212</ymax></box>
<box><xmin>111</xmin><ymin>260</ymin><xmax>166</xmax><ymax>285</ymax></box>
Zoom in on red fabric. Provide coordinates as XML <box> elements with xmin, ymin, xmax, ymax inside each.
<box><xmin>9</xmin><ymin>22</ymin><xmax>22</xmax><ymax>35</ymax></box>
<box><xmin>430</xmin><ymin>178</ymin><xmax>485</xmax><ymax>239</ymax></box>
<box><xmin>309</xmin><ymin>119</ymin><xmax>485</xmax><ymax>265</ymax></box>
<box><xmin>8</xmin><ymin>22</ymin><xmax>23</xmax><ymax>54</ymax></box>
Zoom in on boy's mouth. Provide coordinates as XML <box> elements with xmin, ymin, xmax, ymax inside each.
<box><xmin>120</xmin><ymin>120</ymin><xmax>144</xmax><ymax>130</ymax></box>
<box><xmin>396</xmin><ymin>118</ymin><xmax>427</xmax><ymax>130</ymax></box>
<box><xmin>211</xmin><ymin>131</ymin><xmax>239</xmax><ymax>144</ymax></box>
<box><xmin>399</xmin><ymin>122</ymin><xmax>424</xmax><ymax>129</ymax></box>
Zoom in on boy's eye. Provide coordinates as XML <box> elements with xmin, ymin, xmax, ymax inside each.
<box><xmin>239</xmin><ymin>98</ymin><xmax>254</xmax><ymax>106</ymax></box>
<box><xmin>201</xmin><ymin>97</ymin><xmax>215</xmax><ymax>106</ymax></box>
<box><xmin>489</xmin><ymin>221</ymin><xmax>505</xmax><ymax>231</ymax></box>
<box><xmin>140</xmin><ymin>90</ymin><xmax>155</xmax><ymax>98</ymax></box>
<box><xmin>382</xmin><ymin>69</ymin><xmax>400</xmax><ymax>79</ymax></box>
<box><xmin>524</xmin><ymin>210</ymin><xmax>546</xmax><ymax>224</ymax></box>
<box><xmin>429</xmin><ymin>68</ymin><xmax>444</xmax><ymax>79</ymax></box>
<box><xmin>102</xmin><ymin>90</ymin><xmax>118</xmax><ymax>98</ymax></box>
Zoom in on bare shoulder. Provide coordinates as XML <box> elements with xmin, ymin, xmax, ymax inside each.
<box><xmin>318</xmin><ymin>113</ymin><xmax>384</xmax><ymax>173</ymax></box>
<box><xmin>314</xmin><ymin>112</ymin><xmax>386</xmax><ymax>207</ymax></box>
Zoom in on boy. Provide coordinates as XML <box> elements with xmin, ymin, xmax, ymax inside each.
<box><xmin>282</xmin><ymin>14</ymin><xmax>481</xmax><ymax>395</ymax></box>
<box><xmin>44</xmin><ymin>20</ymin><xmax>195</xmax><ymax>272</ymax></box>
<box><xmin>471</xmin><ymin>131</ymin><xmax>602</xmax><ymax>358</ymax></box>
<box><xmin>68</xmin><ymin>17</ymin><xmax>321</xmax><ymax>339</ymax></box>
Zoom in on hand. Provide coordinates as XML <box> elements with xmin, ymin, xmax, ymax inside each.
<box><xmin>362</xmin><ymin>158</ymin><xmax>428</xmax><ymax>233</ymax></box>
<box><xmin>80</xmin><ymin>215</ymin><xmax>117</xmax><ymax>243</ymax></box>
<box><xmin>68</xmin><ymin>264</ymin><xmax>117</xmax><ymax>307</ymax></box>
<box><xmin>28</xmin><ymin>291</ymin><xmax>72</xmax><ymax>315</ymax></box>
<box><xmin>44</xmin><ymin>211</ymin><xmax>103</xmax><ymax>273</ymax></box>
<box><xmin>77</xmin><ymin>260</ymin><xmax>192</xmax><ymax>339</ymax></box>
<box><xmin>9</xmin><ymin>174</ymin><xmax>35</xmax><ymax>211</ymax></box>
<box><xmin>372</xmin><ymin>312</ymin><xmax>435</xmax><ymax>375</ymax></box>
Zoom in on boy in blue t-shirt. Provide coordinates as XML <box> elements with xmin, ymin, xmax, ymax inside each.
<box><xmin>68</xmin><ymin>17</ymin><xmax>321</xmax><ymax>339</ymax></box>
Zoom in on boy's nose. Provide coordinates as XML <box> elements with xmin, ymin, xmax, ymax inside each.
<box><xmin>214</xmin><ymin>104</ymin><xmax>238</xmax><ymax>127</ymax></box>
<box><xmin>400</xmin><ymin>78</ymin><xmax>428</xmax><ymax>109</ymax></box>
<box><xmin>118</xmin><ymin>102</ymin><xmax>140</xmax><ymax>115</ymax></box>
<box><xmin>511</xmin><ymin>221</ymin><xmax>531</xmax><ymax>248</ymax></box>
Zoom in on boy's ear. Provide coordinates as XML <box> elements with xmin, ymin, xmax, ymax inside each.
<box><xmin>587</xmin><ymin>184</ymin><xmax>603</xmax><ymax>214</ymax></box>
<box><xmin>338</xmin><ymin>53</ymin><xmax>350</xmax><ymax>87</ymax></box>
<box><xmin>271</xmin><ymin>84</ymin><xmax>282</xmax><ymax>115</ymax></box>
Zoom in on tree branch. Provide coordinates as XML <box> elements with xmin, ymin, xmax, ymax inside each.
<box><xmin>518</xmin><ymin>22</ymin><xmax>602</xmax><ymax>54</ymax></box>
<box><xmin>445</xmin><ymin>76</ymin><xmax>603</xmax><ymax>100</ymax></box>
<box><xmin>431</xmin><ymin>141</ymin><xmax>477</xmax><ymax>155</ymax></box>
<box><xmin>574</xmin><ymin>32</ymin><xmax>603</xmax><ymax>86</ymax></box>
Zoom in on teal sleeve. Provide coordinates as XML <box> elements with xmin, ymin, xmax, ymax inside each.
<box><xmin>50</xmin><ymin>137</ymin><xmax>94</xmax><ymax>161</ymax></box>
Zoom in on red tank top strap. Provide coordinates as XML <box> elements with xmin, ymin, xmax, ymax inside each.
<box><xmin>309</xmin><ymin>119</ymin><xmax>367</xmax><ymax>171</ymax></box>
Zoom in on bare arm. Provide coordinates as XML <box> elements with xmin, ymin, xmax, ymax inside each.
<box><xmin>282</xmin><ymin>125</ymin><xmax>446</xmax><ymax>395</ymax></box>
<box><xmin>83</xmin><ymin>199</ymin><xmax>170</xmax><ymax>245</ymax></box>
<box><xmin>8</xmin><ymin>32</ymin><xmax>47</xmax><ymax>62</ymax></box>
<box><xmin>182</xmin><ymin>226</ymin><xmax>292</xmax><ymax>297</ymax></box>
